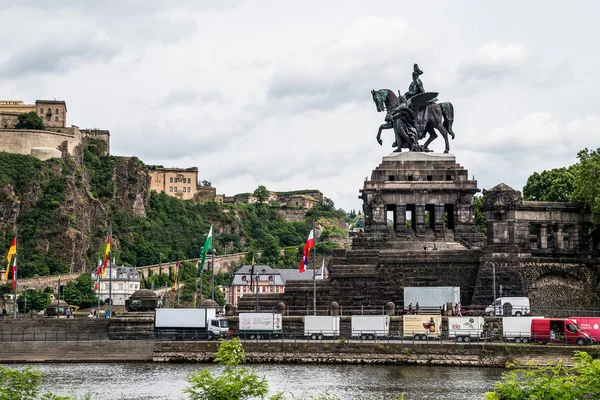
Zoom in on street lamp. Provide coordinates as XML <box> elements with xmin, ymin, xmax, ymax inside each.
<box><xmin>57</xmin><ymin>273</ymin><xmax>61</xmax><ymax>319</ymax></box>
<box><xmin>23</xmin><ymin>288</ymin><xmax>28</xmax><ymax>316</ymax></box>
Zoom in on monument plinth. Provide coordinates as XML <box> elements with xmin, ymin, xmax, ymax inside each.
<box><xmin>357</xmin><ymin>152</ymin><xmax>484</xmax><ymax>249</ymax></box>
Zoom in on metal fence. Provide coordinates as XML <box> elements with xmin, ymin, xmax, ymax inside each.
<box><xmin>0</xmin><ymin>329</ymin><xmax>109</xmax><ymax>343</ymax></box>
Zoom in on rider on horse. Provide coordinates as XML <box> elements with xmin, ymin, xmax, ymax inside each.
<box><xmin>404</xmin><ymin>63</ymin><xmax>424</xmax><ymax>99</ymax></box>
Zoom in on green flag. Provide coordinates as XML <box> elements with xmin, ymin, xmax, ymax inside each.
<box><xmin>199</xmin><ymin>225</ymin><xmax>213</xmax><ymax>272</ymax></box>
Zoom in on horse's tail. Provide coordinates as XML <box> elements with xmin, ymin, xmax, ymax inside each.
<box><xmin>441</xmin><ymin>102</ymin><xmax>455</xmax><ymax>139</ymax></box>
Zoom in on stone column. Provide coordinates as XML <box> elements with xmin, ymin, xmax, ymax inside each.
<box><xmin>434</xmin><ymin>204</ymin><xmax>445</xmax><ymax>234</ymax></box>
<box><xmin>569</xmin><ymin>224</ymin><xmax>581</xmax><ymax>250</ymax></box>
<box><xmin>415</xmin><ymin>204</ymin><xmax>426</xmax><ymax>234</ymax></box>
<box><xmin>395</xmin><ymin>204</ymin><xmax>407</xmax><ymax>233</ymax></box>
<box><xmin>538</xmin><ymin>225</ymin><xmax>547</xmax><ymax>249</ymax></box>
<box><xmin>555</xmin><ymin>225</ymin><xmax>564</xmax><ymax>249</ymax></box>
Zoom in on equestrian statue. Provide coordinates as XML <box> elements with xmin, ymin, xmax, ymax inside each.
<box><xmin>371</xmin><ymin>64</ymin><xmax>455</xmax><ymax>153</ymax></box>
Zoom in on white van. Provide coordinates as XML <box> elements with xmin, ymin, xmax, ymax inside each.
<box><xmin>485</xmin><ymin>297</ymin><xmax>530</xmax><ymax>316</ymax></box>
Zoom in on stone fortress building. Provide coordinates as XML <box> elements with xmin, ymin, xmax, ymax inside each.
<box><xmin>238</xmin><ymin>152</ymin><xmax>600</xmax><ymax>317</ymax></box>
<box><xmin>0</xmin><ymin>99</ymin><xmax>110</xmax><ymax>160</ymax></box>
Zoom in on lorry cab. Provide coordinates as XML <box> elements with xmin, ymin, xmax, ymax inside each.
<box><xmin>531</xmin><ymin>318</ymin><xmax>594</xmax><ymax>346</ymax></box>
<box><xmin>485</xmin><ymin>297</ymin><xmax>530</xmax><ymax>317</ymax></box>
<box><xmin>209</xmin><ymin>317</ymin><xmax>230</xmax><ymax>339</ymax></box>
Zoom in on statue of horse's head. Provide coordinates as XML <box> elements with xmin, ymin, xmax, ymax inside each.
<box><xmin>371</xmin><ymin>89</ymin><xmax>387</xmax><ymax>113</ymax></box>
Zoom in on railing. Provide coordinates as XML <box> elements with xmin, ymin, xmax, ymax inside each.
<box><xmin>0</xmin><ymin>329</ymin><xmax>109</xmax><ymax>343</ymax></box>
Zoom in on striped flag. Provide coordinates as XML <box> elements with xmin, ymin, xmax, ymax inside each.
<box><xmin>299</xmin><ymin>222</ymin><xmax>315</xmax><ymax>273</ymax></box>
<box><xmin>11</xmin><ymin>256</ymin><xmax>16</xmax><ymax>290</ymax></box>
<box><xmin>101</xmin><ymin>234</ymin><xmax>111</xmax><ymax>278</ymax></box>
<box><xmin>173</xmin><ymin>259</ymin><xmax>179</xmax><ymax>290</ymax></box>
<box><xmin>4</xmin><ymin>236</ymin><xmax>16</xmax><ymax>281</ymax></box>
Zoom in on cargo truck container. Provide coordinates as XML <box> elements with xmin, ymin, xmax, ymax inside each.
<box><xmin>238</xmin><ymin>312</ymin><xmax>283</xmax><ymax>339</ymax></box>
<box><xmin>351</xmin><ymin>315</ymin><xmax>390</xmax><ymax>340</ymax></box>
<box><xmin>448</xmin><ymin>316</ymin><xmax>484</xmax><ymax>342</ymax></box>
<box><xmin>304</xmin><ymin>316</ymin><xmax>340</xmax><ymax>340</ymax></box>
<box><xmin>154</xmin><ymin>308</ymin><xmax>229</xmax><ymax>340</ymax></box>
<box><xmin>403</xmin><ymin>286</ymin><xmax>460</xmax><ymax>314</ymax></box>
<box><xmin>502</xmin><ymin>316</ymin><xmax>543</xmax><ymax>343</ymax></box>
<box><xmin>403</xmin><ymin>315</ymin><xmax>442</xmax><ymax>341</ymax></box>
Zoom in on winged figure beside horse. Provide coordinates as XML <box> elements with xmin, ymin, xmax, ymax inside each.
<box><xmin>371</xmin><ymin>64</ymin><xmax>455</xmax><ymax>153</ymax></box>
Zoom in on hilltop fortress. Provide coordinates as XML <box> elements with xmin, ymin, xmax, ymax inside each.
<box><xmin>0</xmin><ymin>100</ymin><xmax>110</xmax><ymax>160</ymax></box>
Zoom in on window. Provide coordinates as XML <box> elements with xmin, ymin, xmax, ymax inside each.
<box><xmin>170</xmin><ymin>177</ymin><xmax>173</xmax><ymax>183</ymax></box>
<box><xmin>241</xmin><ymin>276</ymin><xmax>247</xmax><ymax>281</ymax></box>
<box><xmin>169</xmin><ymin>186</ymin><xmax>173</xmax><ymax>192</ymax></box>
<box><xmin>188</xmin><ymin>178</ymin><xmax>191</xmax><ymax>183</ymax></box>
<box><xmin>174</xmin><ymin>187</ymin><xmax>178</xmax><ymax>192</ymax></box>
<box><xmin>40</xmin><ymin>108</ymin><xmax>43</xmax><ymax>114</ymax></box>
<box><xmin>55</xmin><ymin>116</ymin><xmax>58</xmax><ymax>121</ymax></box>
<box><xmin>56</xmin><ymin>108</ymin><xmax>59</xmax><ymax>114</ymax></box>
<box><xmin>182</xmin><ymin>187</ymin><xmax>186</xmax><ymax>193</ymax></box>
<box><xmin>47</xmin><ymin>115</ymin><xmax>51</xmax><ymax>121</ymax></box>
<box><xmin>188</xmin><ymin>187</ymin><xmax>191</xmax><ymax>192</ymax></box>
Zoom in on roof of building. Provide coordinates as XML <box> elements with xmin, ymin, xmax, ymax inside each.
<box><xmin>230</xmin><ymin>264</ymin><xmax>328</xmax><ymax>285</ymax></box>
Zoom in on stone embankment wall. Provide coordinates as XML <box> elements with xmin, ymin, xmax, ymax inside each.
<box><xmin>0</xmin><ymin>128</ymin><xmax>81</xmax><ymax>160</ymax></box>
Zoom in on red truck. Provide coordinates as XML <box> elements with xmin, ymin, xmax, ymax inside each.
<box><xmin>569</xmin><ymin>317</ymin><xmax>600</xmax><ymax>342</ymax></box>
<box><xmin>531</xmin><ymin>318</ymin><xmax>595</xmax><ymax>346</ymax></box>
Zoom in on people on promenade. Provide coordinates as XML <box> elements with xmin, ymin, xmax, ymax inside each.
<box><xmin>408</xmin><ymin>303</ymin><xmax>413</xmax><ymax>315</ymax></box>
<box><xmin>415</xmin><ymin>302</ymin><xmax>420</xmax><ymax>314</ymax></box>
<box><xmin>1</xmin><ymin>307</ymin><xmax>6</xmax><ymax>319</ymax></box>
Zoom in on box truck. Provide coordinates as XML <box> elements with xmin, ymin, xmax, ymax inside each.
<box><xmin>485</xmin><ymin>297</ymin><xmax>530</xmax><ymax>316</ymax></box>
<box><xmin>448</xmin><ymin>316</ymin><xmax>484</xmax><ymax>342</ymax></box>
<box><xmin>304</xmin><ymin>316</ymin><xmax>340</xmax><ymax>340</ymax></box>
<box><xmin>502</xmin><ymin>316</ymin><xmax>543</xmax><ymax>343</ymax></box>
<box><xmin>351</xmin><ymin>315</ymin><xmax>390</xmax><ymax>340</ymax></box>
<box><xmin>154</xmin><ymin>308</ymin><xmax>229</xmax><ymax>340</ymax></box>
<box><xmin>403</xmin><ymin>315</ymin><xmax>442</xmax><ymax>341</ymax></box>
<box><xmin>238</xmin><ymin>313</ymin><xmax>283</xmax><ymax>339</ymax></box>
<box><xmin>569</xmin><ymin>317</ymin><xmax>600</xmax><ymax>342</ymax></box>
<box><xmin>531</xmin><ymin>318</ymin><xmax>594</xmax><ymax>346</ymax></box>
<box><xmin>403</xmin><ymin>286</ymin><xmax>460</xmax><ymax>314</ymax></box>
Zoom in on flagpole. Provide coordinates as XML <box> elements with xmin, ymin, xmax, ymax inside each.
<box><xmin>108</xmin><ymin>225</ymin><xmax>112</xmax><ymax>317</ymax></box>
<box><xmin>176</xmin><ymin>256</ymin><xmax>180</xmax><ymax>305</ymax></box>
<box><xmin>312</xmin><ymin>221</ymin><xmax>317</xmax><ymax>316</ymax></box>
<box><xmin>96</xmin><ymin>258</ymin><xmax>101</xmax><ymax>313</ymax></box>
<box><xmin>12</xmin><ymin>228</ymin><xmax>17</xmax><ymax>319</ymax></box>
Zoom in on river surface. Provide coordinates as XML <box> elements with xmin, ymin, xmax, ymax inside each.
<box><xmin>10</xmin><ymin>363</ymin><xmax>505</xmax><ymax>400</ymax></box>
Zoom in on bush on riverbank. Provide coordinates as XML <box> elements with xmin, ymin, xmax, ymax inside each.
<box><xmin>485</xmin><ymin>351</ymin><xmax>600</xmax><ymax>400</ymax></box>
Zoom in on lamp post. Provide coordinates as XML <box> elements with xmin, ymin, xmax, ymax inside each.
<box><xmin>207</xmin><ymin>249</ymin><xmax>216</xmax><ymax>302</ymax></box>
<box><xmin>23</xmin><ymin>288</ymin><xmax>28</xmax><ymax>317</ymax></box>
<box><xmin>57</xmin><ymin>273</ymin><xmax>61</xmax><ymax>319</ymax></box>
<box><xmin>492</xmin><ymin>263</ymin><xmax>497</xmax><ymax>316</ymax></box>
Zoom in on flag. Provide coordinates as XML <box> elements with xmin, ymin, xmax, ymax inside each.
<box><xmin>101</xmin><ymin>234</ymin><xmax>110</xmax><ymax>278</ymax></box>
<box><xmin>250</xmin><ymin>254</ymin><xmax>255</xmax><ymax>291</ymax></box>
<box><xmin>4</xmin><ymin>236</ymin><xmax>16</xmax><ymax>281</ymax></box>
<box><xmin>299</xmin><ymin>223</ymin><xmax>315</xmax><ymax>273</ymax></box>
<box><xmin>94</xmin><ymin>259</ymin><xmax>101</xmax><ymax>290</ymax></box>
<box><xmin>199</xmin><ymin>225</ymin><xmax>213</xmax><ymax>272</ymax></box>
<box><xmin>173</xmin><ymin>259</ymin><xmax>179</xmax><ymax>290</ymax></box>
<box><xmin>11</xmin><ymin>255</ymin><xmax>16</xmax><ymax>290</ymax></box>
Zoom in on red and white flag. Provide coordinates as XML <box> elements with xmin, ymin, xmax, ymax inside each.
<box><xmin>11</xmin><ymin>255</ymin><xmax>17</xmax><ymax>290</ymax></box>
<box><xmin>299</xmin><ymin>223</ymin><xmax>315</xmax><ymax>273</ymax></box>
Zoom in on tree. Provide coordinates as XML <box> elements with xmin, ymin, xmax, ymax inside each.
<box><xmin>523</xmin><ymin>167</ymin><xmax>576</xmax><ymax>202</ymax></box>
<box><xmin>61</xmin><ymin>274</ymin><xmax>98</xmax><ymax>308</ymax></box>
<box><xmin>0</xmin><ymin>365</ymin><xmax>73</xmax><ymax>399</ymax></box>
<box><xmin>184</xmin><ymin>338</ymin><xmax>278</xmax><ymax>400</ymax></box>
<box><xmin>253</xmin><ymin>185</ymin><xmax>269</xmax><ymax>204</ymax></box>
<box><xmin>17</xmin><ymin>290</ymin><xmax>50</xmax><ymax>313</ymax></box>
<box><xmin>573</xmin><ymin>147</ymin><xmax>600</xmax><ymax>222</ymax></box>
<box><xmin>474</xmin><ymin>196</ymin><xmax>487</xmax><ymax>234</ymax></box>
<box><xmin>14</xmin><ymin>112</ymin><xmax>45</xmax><ymax>130</ymax></box>
<box><xmin>485</xmin><ymin>351</ymin><xmax>600</xmax><ymax>400</ymax></box>
<box><xmin>201</xmin><ymin>180</ymin><xmax>212</xmax><ymax>187</ymax></box>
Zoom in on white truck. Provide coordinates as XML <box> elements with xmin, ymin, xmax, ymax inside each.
<box><xmin>403</xmin><ymin>286</ymin><xmax>460</xmax><ymax>313</ymax></box>
<box><xmin>502</xmin><ymin>316</ymin><xmax>542</xmax><ymax>343</ymax></box>
<box><xmin>154</xmin><ymin>308</ymin><xmax>229</xmax><ymax>340</ymax></box>
<box><xmin>351</xmin><ymin>315</ymin><xmax>390</xmax><ymax>340</ymax></box>
<box><xmin>403</xmin><ymin>315</ymin><xmax>442</xmax><ymax>341</ymax></box>
<box><xmin>304</xmin><ymin>316</ymin><xmax>340</xmax><ymax>340</ymax></box>
<box><xmin>485</xmin><ymin>297</ymin><xmax>530</xmax><ymax>316</ymax></box>
<box><xmin>238</xmin><ymin>312</ymin><xmax>283</xmax><ymax>339</ymax></box>
<box><xmin>448</xmin><ymin>316</ymin><xmax>485</xmax><ymax>342</ymax></box>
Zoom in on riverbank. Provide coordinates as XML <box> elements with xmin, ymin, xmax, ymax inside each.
<box><xmin>0</xmin><ymin>340</ymin><xmax>590</xmax><ymax>367</ymax></box>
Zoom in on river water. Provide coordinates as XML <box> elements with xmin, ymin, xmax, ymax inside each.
<box><xmin>10</xmin><ymin>363</ymin><xmax>505</xmax><ymax>400</ymax></box>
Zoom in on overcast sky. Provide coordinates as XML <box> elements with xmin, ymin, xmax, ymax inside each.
<box><xmin>1</xmin><ymin>1</ymin><xmax>598</xmax><ymax>211</ymax></box>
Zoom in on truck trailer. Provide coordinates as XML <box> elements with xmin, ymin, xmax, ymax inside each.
<box><xmin>403</xmin><ymin>286</ymin><xmax>460</xmax><ymax>313</ymax></box>
<box><xmin>351</xmin><ymin>315</ymin><xmax>390</xmax><ymax>340</ymax></box>
<box><xmin>154</xmin><ymin>308</ymin><xmax>229</xmax><ymax>340</ymax></box>
<box><xmin>304</xmin><ymin>316</ymin><xmax>340</xmax><ymax>340</ymax></box>
<box><xmin>238</xmin><ymin>313</ymin><xmax>283</xmax><ymax>339</ymax></box>
<box><xmin>403</xmin><ymin>315</ymin><xmax>442</xmax><ymax>341</ymax></box>
<box><xmin>448</xmin><ymin>316</ymin><xmax>484</xmax><ymax>342</ymax></box>
<box><xmin>502</xmin><ymin>316</ymin><xmax>543</xmax><ymax>343</ymax></box>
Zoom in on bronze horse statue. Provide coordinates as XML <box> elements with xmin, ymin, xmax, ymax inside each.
<box><xmin>371</xmin><ymin>89</ymin><xmax>455</xmax><ymax>153</ymax></box>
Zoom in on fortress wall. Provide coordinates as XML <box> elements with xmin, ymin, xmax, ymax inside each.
<box><xmin>0</xmin><ymin>128</ymin><xmax>81</xmax><ymax>160</ymax></box>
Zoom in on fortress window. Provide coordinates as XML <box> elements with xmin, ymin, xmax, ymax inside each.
<box><xmin>188</xmin><ymin>187</ymin><xmax>191</xmax><ymax>192</ymax></box>
<box><xmin>188</xmin><ymin>178</ymin><xmax>191</xmax><ymax>183</ymax></box>
<box><xmin>55</xmin><ymin>116</ymin><xmax>58</xmax><ymax>121</ymax></box>
<box><xmin>170</xmin><ymin>177</ymin><xmax>173</xmax><ymax>183</ymax></box>
<box><xmin>55</xmin><ymin>108</ymin><xmax>59</xmax><ymax>114</ymax></box>
<box><xmin>40</xmin><ymin>108</ymin><xmax>43</xmax><ymax>114</ymax></box>
<box><xmin>427</xmin><ymin>175</ymin><xmax>432</xmax><ymax>181</ymax></box>
<box><xmin>174</xmin><ymin>187</ymin><xmax>178</xmax><ymax>192</ymax></box>
<box><xmin>183</xmin><ymin>187</ymin><xmax>186</xmax><ymax>192</ymax></box>
<box><xmin>169</xmin><ymin>186</ymin><xmax>173</xmax><ymax>192</ymax></box>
